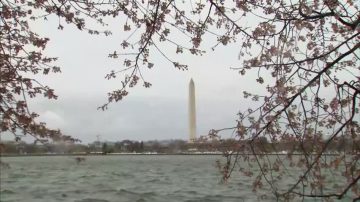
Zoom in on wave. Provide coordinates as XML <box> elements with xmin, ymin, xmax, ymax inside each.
<box><xmin>145</xmin><ymin>178</ymin><xmax>161</xmax><ymax>183</ymax></box>
<box><xmin>116</xmin><ymin>188</ymin><xmax>138</xmax><ymax>195</ymax></box>
<box><xmin>173</xmin><ymin>189</ymin><xmax>201</xmax><ymax>195</ymax></box>
<box><xmin>74</xmin><ymin>198</ymin><xmax>109</xmax><ymax>202</ymax></box>
<box><xmin>0</xmin><ymin>189</ymin><xmax>16</xmax><ymax>194</ymax></box>
<box><xmin>110</xmin><ymin>172</ymin><xmax>134</xmax><ymax>178</ymax></box>
<box><xmin>116</xmin><ymin>188</ymin><xmax>158</xmax><ymax>198</ymax></box>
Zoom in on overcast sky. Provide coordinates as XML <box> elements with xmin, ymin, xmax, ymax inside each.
<box><xmin>3</xmin><ymin>6</ymin><xmax>266</xmax><ymax>144</ymax></box>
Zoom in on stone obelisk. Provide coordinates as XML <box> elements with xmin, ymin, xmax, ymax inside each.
<box><xmin>188</xmin><ymin>78</ymin><xmax>196</xmax><ymax>143</ymax></box>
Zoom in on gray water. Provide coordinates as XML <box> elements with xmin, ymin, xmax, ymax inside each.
<box><xmin>0</xmin><ymin>155</ymin><xmax>351</xmax><ymax>202</ymax></box>
<box><xmin>0</xmin><ymin>155</ymin><xmax>275</xmax><ymax>202</ymax></box>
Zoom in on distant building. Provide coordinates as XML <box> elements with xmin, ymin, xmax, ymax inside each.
<box><xmin>188</xmin><ymin>78</ymin><xmax>197</xmax><ymax>143</ymax></box>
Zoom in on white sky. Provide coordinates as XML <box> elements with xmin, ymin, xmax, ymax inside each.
<box><xmin>2</xmin><ymin>1</ymin><xmax>357</xmax><ymax>144</ymax></box>
<box><xmin>2</xmin><ymin>3</ymin><xmax>271</xmax><ymax>144</ymax></box>
<box><xmin>10</xmin><ymin>14</ymin><xmax>264</xmax><ymax>144</ymax></box>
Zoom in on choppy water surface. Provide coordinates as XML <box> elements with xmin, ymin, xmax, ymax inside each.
<box><xmin>0</xmin><ymin>155</ymin><xmax>349</xmax><ymax>202</ymax></box>
<box><xmin>1</xmin><ymin>155</ymin><xmax>270</xmax><ymax>202</ymax></box>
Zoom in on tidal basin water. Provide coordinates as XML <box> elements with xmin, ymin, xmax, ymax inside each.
<box><xmin>1</xmin><ymin>155</ymin><xmax>273</xmax><ymax>202</ymax></box>
<box><xmin>0</xmin><ymin>155</ymin><xmax>349</xmax><ymax>202</ymax></box>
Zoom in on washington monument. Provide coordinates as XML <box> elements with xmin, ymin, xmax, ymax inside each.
<box><xmin>188</xmin><ymin>79</ymin><xmax>196</xmax><ymax>143</ymax></box>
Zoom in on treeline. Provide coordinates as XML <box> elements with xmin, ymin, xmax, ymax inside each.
<box><xmin>0</xmin><ymin>141</ymin><xmax>88</xmax><ymax>154</ymax></box>
<box><xmin>247</xmin><ymin>136</ymin><xmax>360</xmax><ymax>154</ymax></box>
<box><xmin>96</xmin><ymin>140</ymin><xmax>188</xmax><ymax>154</ymax></box>
<box><xmin>0</xmin><ymin>139</ymin><xmax>233</xmax><ymax>154</ymax></box>
<box><xmin>0</xmin><ymin>139</ymin><xmax>191</xmax><ymax>154</ymax></box>
<box><xmin>0</xmin><ymin>136</ymin><xmax>358</xmax><ymax>155</ymax></box>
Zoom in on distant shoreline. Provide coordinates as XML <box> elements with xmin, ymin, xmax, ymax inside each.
<box><xmin>0</xmin><ymin>152</ymin><xmax>344</xmax><ymax>157</ymax></box>
<box><xmin>1</xmin><ymin>153</ymin><xmax>223</xmax><ymax>157</ymax></box>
